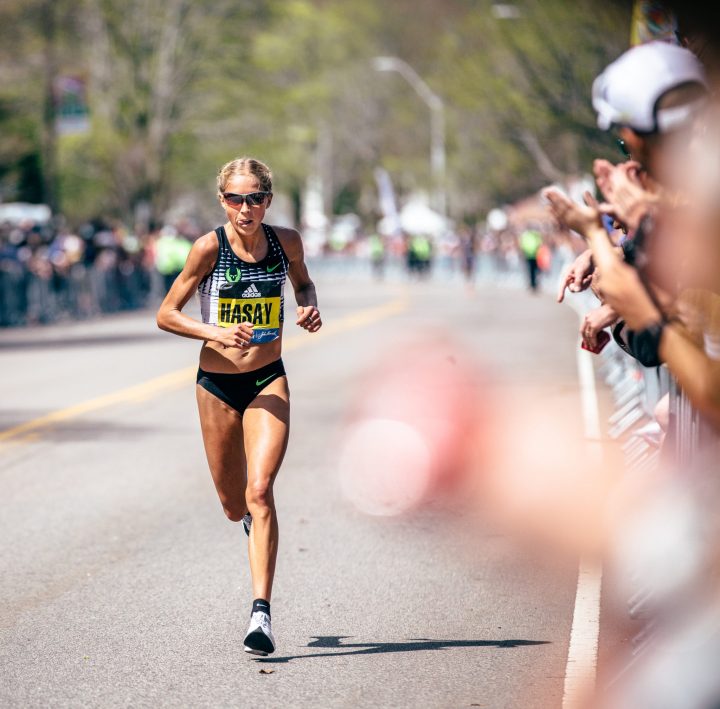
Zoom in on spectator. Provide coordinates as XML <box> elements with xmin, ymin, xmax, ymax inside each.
<box><xmin>457</xmin><ymin>226</ymin><xmax>477</xmax><ymax>289</ymax></box>
<box><xmin>547</xmin><ymin>40</ymin><xmax>714</xmax><ymax>410</ymax></box>
<box><xmin>545</xmin><ymin>33</ymin><xmax>720</xmax><ymax>709</ymax></box>
<box><xmin>518</xmin><ymin>224</ymin><xmax>543</xmax><ymax>292</ymax></box>
<box><xmin>367</xmin><ymin>232</ymin><xmax>386</xmax><ymax>280</ymax></box>
<box><xmin>0</xmin><ymin>214</ymin><xmax>161</xmax><ymax>327</ymax></box>
<box><xmin>154</xmin><ymin>225</ymin><xmax>192</xmax><ymax>293</ymax></box>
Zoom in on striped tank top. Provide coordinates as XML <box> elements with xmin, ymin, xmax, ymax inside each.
<box><xmin>198</xmin><ymin>224</ymin><xmax>290</xmax><ymax>344</ymax></box>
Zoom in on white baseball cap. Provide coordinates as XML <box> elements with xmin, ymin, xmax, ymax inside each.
<box><xmin>592</xmin><ymin>40</ymin><xmax>707</xmax><ymax>134</ymax></box>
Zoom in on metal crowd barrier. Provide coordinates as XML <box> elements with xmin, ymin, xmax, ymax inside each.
<box><xmin>0</xmin><ymin>262</ymin><xmax>160</xmax><ymax>327</ymax></box>
<box><xmin>669</xmin><ymin>378</ymin><xmax>720</xmax><ymax>470</ymax></box>
<box><xmin>586</xmin><ymin>295</ymin><xmax>720</xmax><ymax>706</ymax></box>
<box><xmin>597</xmin><ymin>326</ymin><xmax>718</xmax><ymax>480</ymax></box>
<box><xmin>596</xmin><ymin>333</ymin><xmax>670</xmax><ymax>475</ymax></box>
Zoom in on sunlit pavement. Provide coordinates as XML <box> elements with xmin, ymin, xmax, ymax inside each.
<box><xmin>0</xmin><ymin>262</ymin><xmax>615</xmax><ymax>709</ymax></box>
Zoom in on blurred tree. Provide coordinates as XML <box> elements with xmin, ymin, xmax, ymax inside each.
<box><xmin>0</xmin><ymin>0</ymin><xmax>633</xmax><ymax>226</ymax></box>
<box><xmin>436</xmin><ymin>0</ymin><xmax>632</xmax><ymax>215</ymax></box>
<box><xmin>0</xmin><ymin>0</ymin><xmax>83</xmax><ymax>209</ymax></box>
<box><xmin>78</xmin><ymin>0</ymin><xmax>271</xmax><ymax>225</ymax></box>
<box><xmin>0</xmin><ymin>98</ymin><xmax>43</xmax><ymax>203</ymax></box>
<box><xmin>240</xmin><ymin>0</ymin><xmax>385</xmax><ymax>219</ymax></box>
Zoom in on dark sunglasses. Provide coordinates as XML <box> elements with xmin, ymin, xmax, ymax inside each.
<box><xmin>221</xmin><ymin>191</ymin><xmax>270</xmax><ymax>207</ymax></box>
<box><xmin>616</xmin><ymin>138</ymin><xmax>631</xmax><ymax>159</ymax></box>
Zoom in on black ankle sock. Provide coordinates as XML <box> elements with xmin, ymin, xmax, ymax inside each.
<box><xmin>252</xmin><ymin>598</ymin><xmax>271</xmax><ymax>617</ymax></box>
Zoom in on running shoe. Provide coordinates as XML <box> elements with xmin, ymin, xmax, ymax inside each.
<box><xmin>243</xmin><ymin>611</ymin><xmax>275</xmax><ymax>656</ymax></box>
<box><xmin>242</xmin><ymin>512</ymin><xmax>252</xmax><ymax>537</ymax></box>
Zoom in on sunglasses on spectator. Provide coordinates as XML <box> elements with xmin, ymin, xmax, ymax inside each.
<box><xmin>221</xmin><ymin>191</ymin><xmax>271</xmax><ymax>207</ymax></box>
<box><xmin>617</xmin><ymin>138</ymin><xmax>631</xmax><ymax>159</ymax></box>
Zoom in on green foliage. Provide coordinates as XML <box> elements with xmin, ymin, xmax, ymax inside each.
<box><xmin>0</xmin><ymin>0</ymin><xmax>633</xmax><ymax>225</ymax></box>
<box><xmin>435</xmin><ymin>0</ymin><xmax>631</xmax><ymax>211</ymax></box>
<box><xmin>0</xmin><ymin>94</ymin><xmax>41</xmax><ymax>201</ymax></box>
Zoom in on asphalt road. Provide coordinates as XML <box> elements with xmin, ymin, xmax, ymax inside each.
<box><xmin>1</xmin><ymin>267</ymin><xmax>591</xmax><ymax>709</ymax></box>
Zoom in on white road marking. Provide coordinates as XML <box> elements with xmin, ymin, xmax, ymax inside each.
<box><xmin>562</xmin><ymin>338</ymin><xmax>604</xmax><ymax>709</ymax></box>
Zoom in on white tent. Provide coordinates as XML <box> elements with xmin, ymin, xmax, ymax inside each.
<box><xmin>398</xmin><ymin>199</ymin><xmax>449</xmax><ymax>236</ymax></box>
<box><xmin>0</xmin><ymin>202</ymin><xmax>51</xmax><ymax>224</ymax></box>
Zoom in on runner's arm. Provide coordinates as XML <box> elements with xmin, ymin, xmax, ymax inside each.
<box><xmin>276</xmin><ymin>227</ymin><xmax>322</xmax><ymax>332</ymax></box>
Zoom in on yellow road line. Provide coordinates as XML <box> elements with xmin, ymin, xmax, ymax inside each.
<box><xmin>284</xmin><ymin>296</ymin><xmax>408</xmax><ymax>349</ymax></box>
<box><xmin>0</xmin><ymin>297</ymin><xmax>408</xmax><ymax>446</ymax></box>
<box><xmin>0</xmin><ymin>368</ymin><xmax>197</xmax><ymax>444</ymax></box>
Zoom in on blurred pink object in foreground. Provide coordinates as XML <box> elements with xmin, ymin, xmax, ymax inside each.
<box><xmin>338</xmin><ymin>334</ymin><xmax>486</xmax><ymax>516</ymax></box>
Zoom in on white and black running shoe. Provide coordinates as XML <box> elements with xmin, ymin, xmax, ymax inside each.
<box><xmin>243</xmin><ymin>611</ymin><xmax>275</xmax><ymax>656</ymax></box>
<box><xmin>242</xmin><ymin>512</ymin><xmax>252</xmax><ymax>537</ymax></box>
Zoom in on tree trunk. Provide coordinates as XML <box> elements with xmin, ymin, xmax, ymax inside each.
<box><xmin>41</xmin><ymin>0</ymin><xmax>60</xmax><ymax>212</ymax></box>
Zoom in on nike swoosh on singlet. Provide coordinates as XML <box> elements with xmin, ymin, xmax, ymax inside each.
<box><xmin>256</xmin><ymin>374</ymin><xmax>276</xmax><ymax>387</ymax></box>
<box><xmin>266</xmin><ymin>263</ymin><xmax>281</xmax><ymax>273</ymax></box>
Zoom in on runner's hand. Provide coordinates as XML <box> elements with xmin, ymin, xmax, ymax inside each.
<box><xmin>297</xmin><ymin>305</ymin><xmax>322</xmax><ymax>333</ymax></box>
<box><xmin>216</xmin><ymin>322</ymin><xmax>254</xmax><ymax>348</ymax></box>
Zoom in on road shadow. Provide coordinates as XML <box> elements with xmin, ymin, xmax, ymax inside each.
<box><xmin>256</xmin><ymin>635</ymin><xmax>549</xmax><ymax>664</ymax></box>
<box><xmin>0</xmin><ymin>414</ymin><xmax>161</xmax><ymax>443</ymax></box>
<box><xmin>0</xmin><ymin>332</ymin><xmax>166</xmax><ymax>351</ymax></box>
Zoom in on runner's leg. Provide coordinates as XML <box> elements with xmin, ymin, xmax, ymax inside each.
<box><xmin>196</xmin><ymin>385</ymin><xmax>248</xmax><ymax>521</ymax></box>
<box><xmin>242</xmin><ymin>376</ymin><xmax>290</xmax><ymax>602</ymax></box>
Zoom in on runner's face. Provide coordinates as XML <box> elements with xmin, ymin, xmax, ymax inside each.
<box><xmin>220</xmin><ymin>174</ymin><xmax>272</xmax><ymax>237</ymax></box>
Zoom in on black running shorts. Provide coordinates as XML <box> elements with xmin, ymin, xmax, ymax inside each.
<box><xmin>196</xmin><ymin>359</ymin><xmax>286</xmax><ymax>415</ymax></box>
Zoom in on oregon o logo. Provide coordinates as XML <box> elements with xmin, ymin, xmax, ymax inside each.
<box><xmin>225</xmin><ymin>266</ymin><xmax>241</xmax><ymax>283</ymax></box>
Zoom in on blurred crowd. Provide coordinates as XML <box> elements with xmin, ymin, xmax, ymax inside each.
<box><xmin>543</xmin><ymin>6</ymin><xmax>720</xmax><ymax>707</ymax></box>
<box><xmin>0</xmin><ymin>214</ymin><xmax>558</xmax><ymax>329</ymax></box>
<box><xmin>0</xmin><ymin>217</ymin><xmax>198</xmax><ymax>327</ymax></box>
<box><xmin>348</xmin><ymin>221</ymin><xmax>569</xmax><ymax>292</ymax></box>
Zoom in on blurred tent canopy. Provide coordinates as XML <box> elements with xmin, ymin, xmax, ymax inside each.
<box><xmin>376</xmin><ymin>197</ymin><xmax>450</xmax><ymax>237</ymax></box>
<box><xmin>0</xmin><ymin>0</ymin><xmax>631</xmax><ymax>229</ymax></box>
<box><xmin>0</xmin><ymin>202</ymin><xmax>52</xmax><ymax>224</ymax></box>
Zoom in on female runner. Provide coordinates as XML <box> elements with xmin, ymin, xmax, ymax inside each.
<box><xmin>157</xmin><ymin>157</ymin><xmax>321</xmax><ymax>655</ymax></box>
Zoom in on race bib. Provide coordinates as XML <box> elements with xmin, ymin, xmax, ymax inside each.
<box><xmin>217</xmin><ymin>281</ymin><xmax>281</xmax><ymax>343</ymax></box>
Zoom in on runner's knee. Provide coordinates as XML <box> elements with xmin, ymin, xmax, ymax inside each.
<box><xmin>245</xmin><ymin>480</ymin><xmax>274</xmax><ymax>516</ymax></box>
<box><xmin>221</xmin><ymin>500</ymin><xmax>248</xmax><ymax>523</ymax></box>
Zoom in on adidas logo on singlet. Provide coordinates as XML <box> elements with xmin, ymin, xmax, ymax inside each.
<box><xmin>241</xmin><ymin>284</ymin><xmax>262</xmax><ymax>298</ymax></box>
